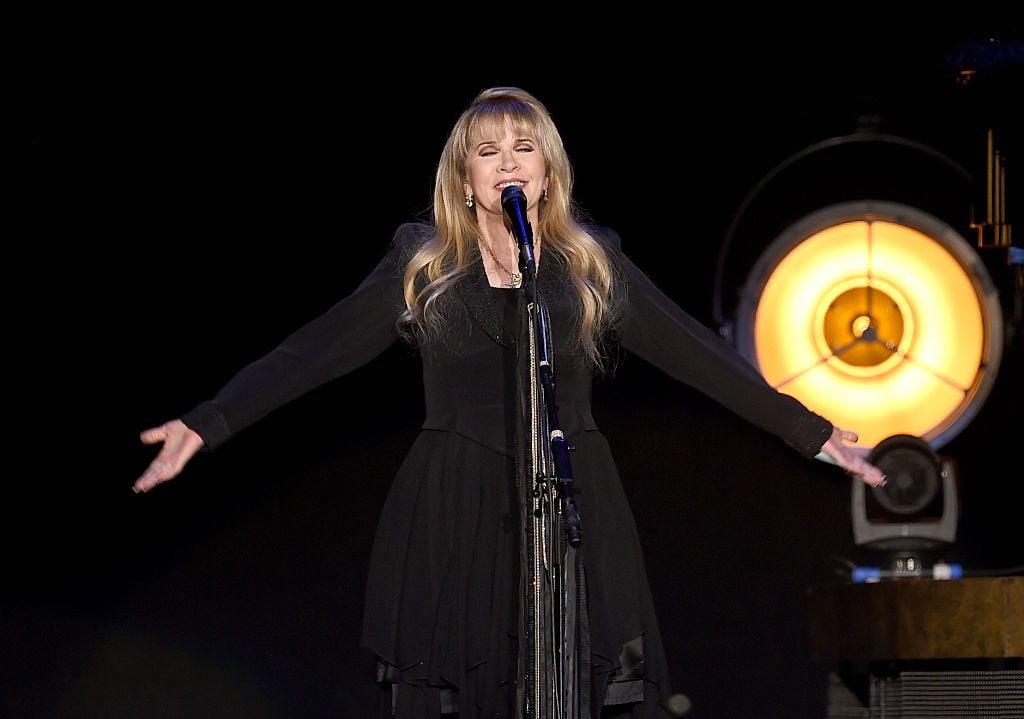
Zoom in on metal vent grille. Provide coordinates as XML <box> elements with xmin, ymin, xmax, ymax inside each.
<box><xmin>894</xmin><ymin>671</ymin><xmax>1024</xmax><ymax>718</ymax></box>
<box><xmin>829</xmin><ymin>670</ymin><xmax>1024</xmax><ymax>718</ymax></box>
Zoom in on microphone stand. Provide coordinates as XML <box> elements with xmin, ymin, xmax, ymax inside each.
<box><xmin>532</xmin><ymin>291</ymin><xmax>583</xmax><ymax>549</ymax></box>
<box><xmin>515</xmin><ymin>225</ymin><xmax>585</xmax><ymax>719</ymax></box>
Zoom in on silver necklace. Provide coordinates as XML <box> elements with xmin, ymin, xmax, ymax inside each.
<box><xmin>481</xmin><ymin>238</ymin><xmax>522</xmax><ymax>288</ymax></box>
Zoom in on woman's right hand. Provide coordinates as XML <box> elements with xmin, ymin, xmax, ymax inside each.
<box><xmin>133</xmin><ymin>419</ymin><xmax>205</xmax><ymax>493</ymax></box>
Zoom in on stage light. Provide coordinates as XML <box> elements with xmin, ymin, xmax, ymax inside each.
<box><xmin>851</xmin><ymin>433</ymin><xmax>958</xmax><ymax>550</ymax></box>
<box><xmin>715</xmin><ymin>129</ymin><xmax>1019</xmax><ymax>553</ymax></box>
<box><xmin>732</xmin><ymin>200</ymin><xmax>1004</xmax><ymax>453</ymax></box>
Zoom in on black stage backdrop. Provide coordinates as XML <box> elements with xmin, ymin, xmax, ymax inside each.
<box><xmin>10</xmin><ymin>4</ymin><xmax>1023</xmax><ymax>718</ymax></box>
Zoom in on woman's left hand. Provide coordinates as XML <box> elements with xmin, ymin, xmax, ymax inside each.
<box><xmin>819</xmin><ymin>426</ymin><xmax>887</xmax><ymax>487</ymax></box>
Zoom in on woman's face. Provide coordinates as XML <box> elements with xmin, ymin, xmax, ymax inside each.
<box><xmin>463</xmin><ymin>119</ymin><xmax>548</xmax><ymax>219</ymax></box>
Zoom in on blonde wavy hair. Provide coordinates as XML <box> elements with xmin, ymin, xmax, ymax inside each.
<box><xmin>399</xmin><ymin>86</ymin><xmax>618</xmax><ymax>370</ymax></box>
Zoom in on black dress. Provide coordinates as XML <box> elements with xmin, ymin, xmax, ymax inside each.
<box><xmin>181</xmin><ymin>222</ymin><xmax>833</xmax><ymax>718</ymax></box>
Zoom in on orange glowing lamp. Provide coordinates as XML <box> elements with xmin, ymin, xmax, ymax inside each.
<box><xmin>735</xmin><ymin>201</ymin><xmax>1003</xmax><ymax>451</ymax></box>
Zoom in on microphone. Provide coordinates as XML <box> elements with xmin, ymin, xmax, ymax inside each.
<box><xmin>501</xmin><ymin>185</ymin><xmax>536</xmax><ymax>280</ymax></box>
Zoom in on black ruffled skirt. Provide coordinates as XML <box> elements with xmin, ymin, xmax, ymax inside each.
<box><xmin>360</xmin><ymin>427</ymin><xmax>672</xmax><ymax>718</ymax></box>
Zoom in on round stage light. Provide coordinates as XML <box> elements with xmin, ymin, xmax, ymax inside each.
<box><xmin>734</xmin><ymin>200</ymin><xmax>1004</xmax><ymax>452</ymax></box>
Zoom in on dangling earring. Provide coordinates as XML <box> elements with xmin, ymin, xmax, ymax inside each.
<box><xmin>465</xmin><ymin>194</ymin><xmax>474</xmax><ymax>208</ymax></box>
<box><xmin>542</xmin><ymin>188</ymin><xmax>549</xmax><ymax>201</ymax></box>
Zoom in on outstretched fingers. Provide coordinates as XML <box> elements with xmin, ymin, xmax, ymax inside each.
<box><xmin>133</xmin><ymin>420</ymin><xmax>204</xmax><ymax>494</ymax></box>
<box><xmin>823</xmin><ymin>426</ymin><xmax>887</xmax><ymax>487</ymax></box>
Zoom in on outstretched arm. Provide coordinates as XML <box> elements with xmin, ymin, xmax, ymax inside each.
<box><xmin>133</xmin><ymin>419</ymin><xmax>205</xmax><ymax>494</ymax></box>
<box><xmin>603</xmin><ymin>228</ymin><xmax>886</xmax><ymax>488</ymax></box>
